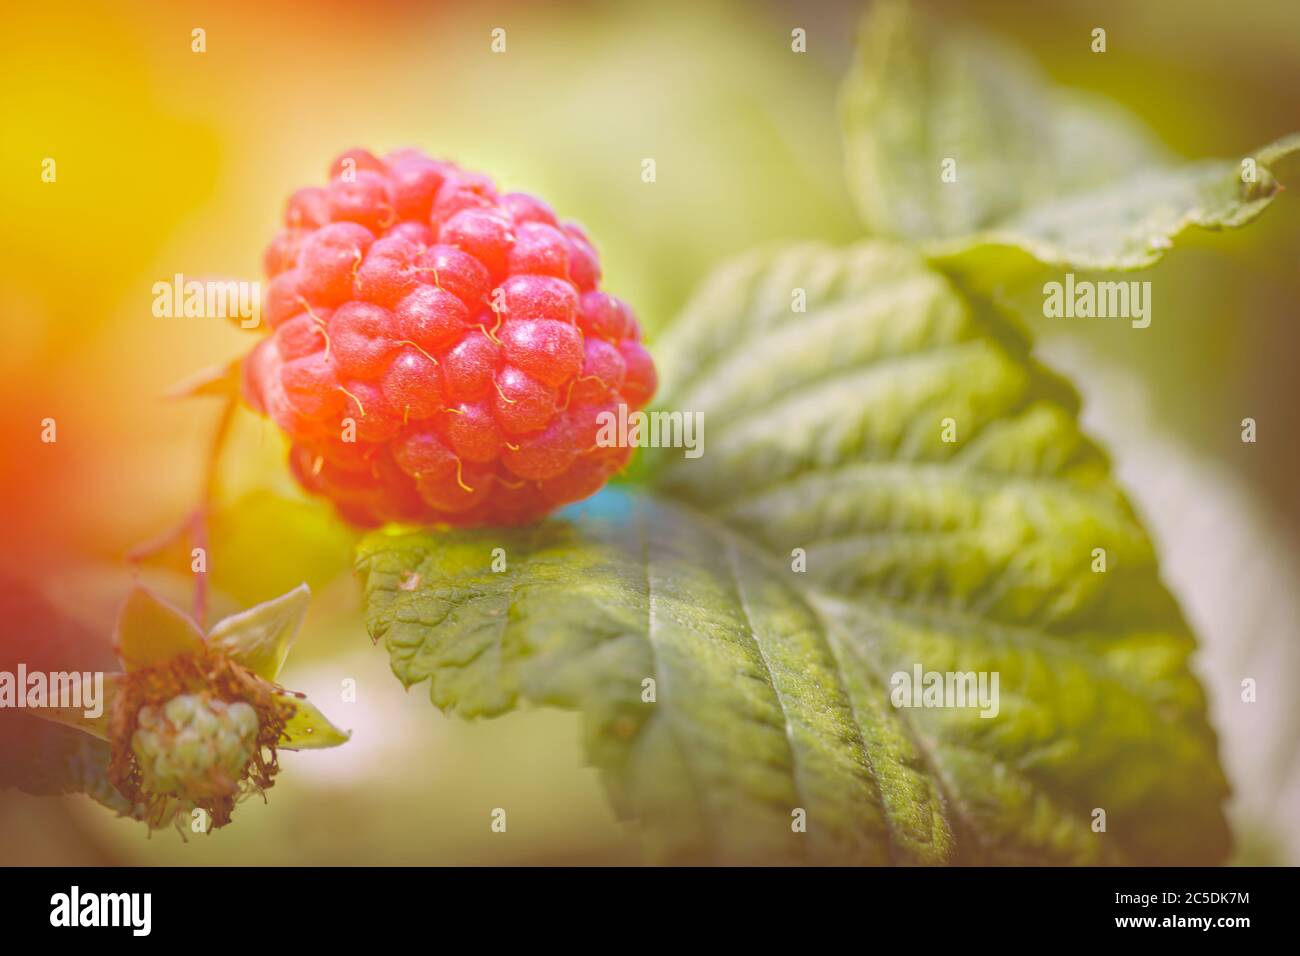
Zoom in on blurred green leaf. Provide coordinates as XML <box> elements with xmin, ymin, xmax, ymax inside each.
<box><xmin>206</xmin><ymin>490</ymin><xmax>359</xmax><ymax>608</ymax></box>
<box><xmin>0</xmin><ymin>577</ymin><xmax>131</xmax><ymax>816</ymax></box>
<box><xmin>841</xmin><ymin>0</ymin><xmax>1163</xmax><ymax>242</ymax></box>
<box><xmin>358</xmin><ymin>242</ymin><xmax>1229</xmax><ymax>864</ymax></box>
<box><xmin>927</xmin><ymin>134</ymin><xmax>1300</xmax><ymax>286</ymax></box>
<box><xmin>842</xmin><ymin>1</ymin><xmax>1300</xmax><ymax>285</ymax></box>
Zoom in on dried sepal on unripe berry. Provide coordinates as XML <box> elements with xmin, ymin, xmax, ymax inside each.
<box><xmin>108</xmin><ymin>647</ymin><xmax>296</xmax><ymax>831</ymax></box>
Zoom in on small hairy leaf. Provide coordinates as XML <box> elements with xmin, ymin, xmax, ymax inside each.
<box><xmin>358</xmin><ymin>242</ymin><xmax>1228</xmax><ymax>864</ymax></box>
<box><xmin>841</xmin><ymin>1</ymin><xmax>1299</xmax><ymax>280</ymax></box>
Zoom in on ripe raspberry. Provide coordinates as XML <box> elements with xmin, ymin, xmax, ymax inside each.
<box><xmin>245</xmin><ymin>148</ymin><xmax>657</xmax><ymax>527</ymax></box>
<box><xmin>131</xmin><ymin>693</ymin><xmax>260</xmax><ymax>800</ymax></box>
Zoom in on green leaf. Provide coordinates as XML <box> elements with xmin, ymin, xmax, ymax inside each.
<box><xmin>841</xmin><ymin>1</ymin><xmax>1299</xmax><ymax>280</ymax></box>
<box><xmin>2</xmin><ymin>714</ymin><xmax>133</xmax><ymax>817</ymax></box>
<box><xmin>926</xmin><ymin>134</ymin><xmax>1300</xmax><ymax>284</ymax></box>
<box><xmin>208</xmin><ymin>583</ymin><xmax>311</xmax><ymax>681</ymax></box>
<box><xmin>206</xmin><ymin>489</ymin><xmax>359</xmax><ymax>608</ymax></box>
<box><xmin>0</xmin><ymin>577</ymin><xmax>131</xmax><ymax>816</ymax></box>
<box><xmin>359</xmin><ymin>493</ymin><xmax>923</xmax><ymax>865</ymax></box>
<box><xmin>840</xmin><ymin>0</ymin><xmax>1163</xmax><ymax>243</ymax></box>
<box><xmin>359</xmin><ymin>241</ymin><xmax>1229</xmax><ymax>865</ymax></box>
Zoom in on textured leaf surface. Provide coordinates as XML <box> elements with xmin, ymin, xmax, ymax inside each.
<box><xmin>841</xmin><ymin>1</ymin><xmax>1299</xmax><ymax>278</ymax></box>
<box><xmin>360</xmin><ymin>493</ymin><xmax>913</xmax><ymax>864</ymax></box>
<box><xmin>358</xmin><ymin>241</ymin><xmax>1228</xmax><ymax>864</ymax></box>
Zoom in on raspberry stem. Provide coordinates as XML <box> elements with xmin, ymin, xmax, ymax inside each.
<box><xmin>193</xmin><ymin>394</ymin><xmax>238</xmax><ymax>628</ymax></box>
<box><xmin>126</xmin><ymin>394</ymin><xmax>237</xmax><ymax>630</ymax></box>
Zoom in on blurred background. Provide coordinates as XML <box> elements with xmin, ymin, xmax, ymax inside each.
<box><xmin>1</xmin><ymin>0</ymin><xmax>1297</xmax><ymax>864</ymax></box>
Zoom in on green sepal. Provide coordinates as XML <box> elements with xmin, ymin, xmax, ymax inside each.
<box><xmin>113</xmin><ymin>586</ymin><xmax>206</xmax><ymax>672</ymax></box>
<box><xmin>208</xmin><ymin>583</ymin><xmax>311</xmax><ymax>682</ymax></box>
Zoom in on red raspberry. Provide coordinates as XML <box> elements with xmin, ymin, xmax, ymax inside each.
<box><xmin>244</xmin><ymin>148</ymin><xmax>657</xmax><ymax>528</ymax></box>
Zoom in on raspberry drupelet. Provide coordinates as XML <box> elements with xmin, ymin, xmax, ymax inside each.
<box><xmin>243</xmin><ymin>148</ymin><xmax>657</xmax><ymax>528</ymax></box>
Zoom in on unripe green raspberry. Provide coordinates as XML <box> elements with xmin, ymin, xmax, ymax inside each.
<box><xmin>131</xmin><ymin>694</ymin><xmax>260</xmax><ymax>799</ymax></box>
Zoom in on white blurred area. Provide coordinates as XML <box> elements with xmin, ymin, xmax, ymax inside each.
<box><xmin>1042</xmin><ymin>336</ymin><xmax>1300</xmax><ymax>865</ymax></box>
<box><xmin>276</xmin><ymin>650</ymin><xmax>435</xmax><ymax>785</ymax></box>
